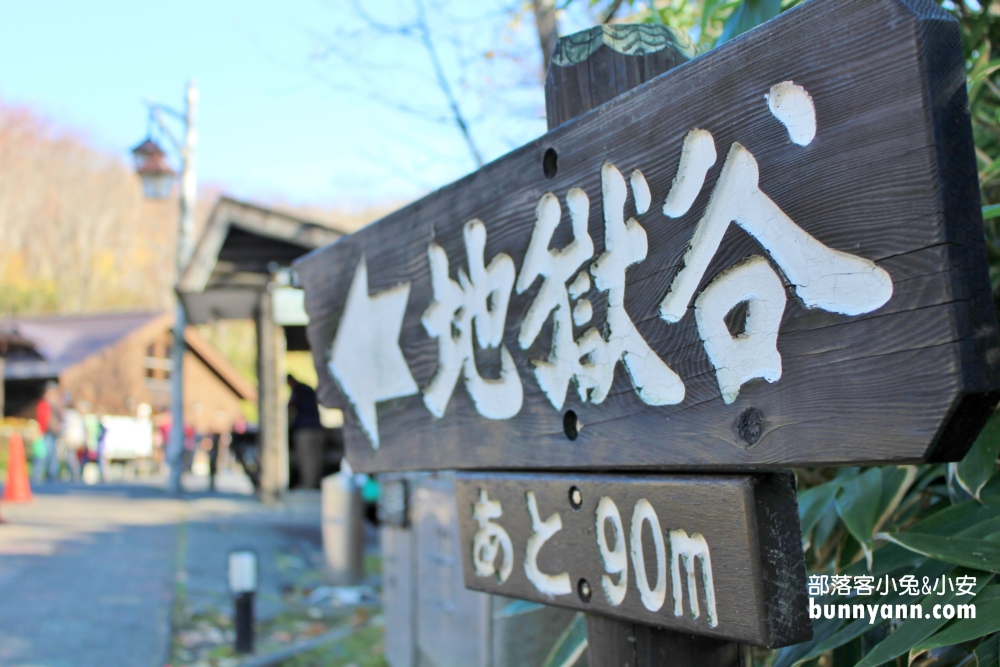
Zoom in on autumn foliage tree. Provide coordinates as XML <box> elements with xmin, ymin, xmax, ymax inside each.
<box><xmin>0</xmin><ymin>101</ymin><xmax>178</xmax><ymax>315</ymax></box>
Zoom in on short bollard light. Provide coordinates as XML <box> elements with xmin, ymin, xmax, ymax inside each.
<box><xmin>228</xmin><ymin>549</ymin><xmax>258</xmax><ymax>654</ymax></box>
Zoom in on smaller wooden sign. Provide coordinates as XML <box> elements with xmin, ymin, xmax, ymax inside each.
<box><xmin>455</xmin><ymin>472</ymin><xmax>810</xmax><ymax>648</ymax></box>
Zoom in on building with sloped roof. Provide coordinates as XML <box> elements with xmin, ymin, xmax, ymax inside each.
<box><xmin>177</xmin><ymin>197</ymin><xmax>346</xmax><ymax>498</ymax></box>
<box><xmin>2</xmin><ymin>311</ymin><xmax>256</xmax><ymax>434</ymax></box>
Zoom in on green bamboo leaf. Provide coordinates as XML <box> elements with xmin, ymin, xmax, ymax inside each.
<box><xmin>875</xmin><ymin>466</ymin><xmax>918</xmax><ymax>532</ymax></box>
<box><xmin>980</xmin><ymin>157</ymin><xmax>1000</xmax><ymax>185</ymax></box>
<box><xmin>983</xmin><ymin>204</ymin><xmax>1000</xmax><ymax>220</ymax></box>
<box><xmin>871</xmin><ymin>543</ymin><xmax>927</xmax><ymax>578</ymax></box>
<box><xmin>969</xmin><ymin>63</ymin><xmax>1000</xmax><ymax>97</ymax></box>
<box><xmin>955</xmin><ymin>413</ymin><xmax>1000</xmax><ymax>501</ymax></box>
<box><xmin>799</xmin><ymin>481</ymin><xmax>840</xmax><ymax>550</ymax></box>
<box><xmin>494</xmin><ymin>599</ymin><xmax>546</xmax><ymax>618</ymax></box>
<box><xmin>911</xmin><ymin>586</ymin><xmax>1000</xmax><ymax>654</ymax></box>
<box><xmin>541</xmin><ymin>612</ymin><xmax>587</xmax><ymax>667</ymax></box>
<box><xmin>902</xmin><ymin>499</ymin><xmax>1000</xmax><ymax>537</ymax></box>
<box><xmin>960</xmin><ymin>519</ymin><xmax>1000</xmax><ymax>539</ymax></box>
<box><xmin>771</xmin><ymin>615</ymin><xmax>844</xmax><ymax>667</ymax></box>
<box><xmin>717</xmin><ymin>0</ymin><xmax>781</xmax><ymax>45</ymax></box>
<box><xmin>836</xmin><ymin>468</ymin><xmax>882</xmax><ymax>569</ymax></box>
<box><xmin>813</xmin><ymin>502</ymin><xmax>841</xmax><ymax>554</ymax></box>
<box><xmin>968</xmin><ymin>53</ymin><xmax>1000</xmax><ymax>102</ymax></box>
<box><xmin>982</xmin><ymin>476</ymin><xmax>1000</xmax><ymax>505</ymax></box>
<box><xmin>975</xmin><ymin>633</ymin><xmax>999</xmax><ymax>667</ymax></box>
<box><xmin>878</xmin><ymin>533</ymin><xmax>1000</xmax><ymax>572</ymax></box>
<box><xmin>700</xmin><ymin>0</ymin><xmax>722</xmax><ymax>34</ymax></box>
<box><xmin>854</xmin><ymin>568</ymin><xmax>990</xmax><ymax>667</ymax></box>
<box><xmin>949</xmin><ymin>464</ymin><xmax>977</xmax><ymax>503</ymax></box>
<box><xmin>968</xmin><ymin>42</ymin><xmax>995</xmax><ymax>103</ymax></box>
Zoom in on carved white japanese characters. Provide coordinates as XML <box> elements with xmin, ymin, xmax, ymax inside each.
<box><xmin>525</xmin><ymin>491</ymin><xmax>572</xmax><ymax>596</ymax></box>
<box><xmin>695</xmin><ymin>256</ymin><xmax>785</xmax><ymax>404</ymax></box>
<box><xmin>518</xmin><ymin>165</ymin><xmax>685</xmax><ymax>409</ymax></box>
<box><xmin>422</xmin><ymin>220</ymin><xmax>523</xmax><ymax>419</ymax></box>
<box><xmin>472</xmin><ymin>489</ymin><xmax>514</xmax><ymax>584</ymax></box>
<box><xmin>334</xmin><ymin>80</ymin><xmax>896</xmax><ymax>442</ymax></box>
<box><xmin>659</xmin><ymin>83</ymin><xmax>893</xmax><ymax>403</ymax></box>
<box><xmin>516</xmin><ymin>189</ymin><xmax>596</xmax><ymax>410</ymax></box>
<box><xmin>766</xmin><ymin>81</ymin><xmax>816</xmax><ymax>146</ymax></box>
<box><xmin>585</xmin><ymin>165</ymin><xmax>686</xmax><ymax>406</ymax></box>
<box><xmin>328</xmin><ymin>257</ymin><xmax>419</xmax><ymax>448</ymax></box>
<box><xmin>464</xmin><ymin>488</ymin><xmax>721</xmax><ymax>629</ymax></box>
<box><xmin>669</xmin><ymin>529</ymin><xmax>718</xmax><ymax>627</ymax></box>
<box><xmin>662</xmin><ymin>129</ymin><xmax>716</xmax><ymax>218</ymax></box>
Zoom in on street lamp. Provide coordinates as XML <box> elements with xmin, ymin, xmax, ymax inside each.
<box><xmin>132</xmin><ymin>80</ymin><xmax>198</xmax><ymax>495</ymax></box>
<box><xmin>130</xmin><ymin>138</ymin><xmax>175</xmax><ymax>200</ymax></box>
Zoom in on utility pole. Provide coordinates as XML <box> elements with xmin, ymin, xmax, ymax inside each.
<box><xmin>166</xmin><ymin>80</ymin><xmax>198</xmax><ymax>495</ymax></box>
<box><xmin>133</xmin><ymin>80</ymin><xmax>199</xmax><ymax>494</ymax></box>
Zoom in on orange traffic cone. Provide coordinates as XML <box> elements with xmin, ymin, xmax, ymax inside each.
<box><xmin>4</xmin><ymin>433</ymin><xmax>32</xmax><ymax>503</ymax></box>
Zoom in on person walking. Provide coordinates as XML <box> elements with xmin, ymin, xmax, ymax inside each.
<box><xmin>95</xmin><ymin>416</ymin><xmax>108</xmax><ymax>484</ymax></box>
<box><xmin>207</xmin><ymin>432</ymin><xmax>220</xmax><ymax>492</ymax></box>
<box><xmin>287</xmin><ymin>375</ymin><xmax>325</xmax><ymax>489</ymax></box>
<box><xmin>33</xmin><ymin>390</ymin><xmax>51</xmax><ymax>482</ymax></box>
<box><xmin>61</xmin><ymin>399</ymin><xmax>87</xmax><ymax>483</ymax></box>
<box><xmin>33</xmin><ymin>383</ymin><xmax>63</xmax><ymax>482</ymax></box>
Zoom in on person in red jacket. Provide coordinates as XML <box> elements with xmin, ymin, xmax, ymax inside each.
<box><xmin>33</xmin><ymin>393</ymin><xmax>50</xmax><ymax>480</ymax></box>
<box><xmin>33</xmin><ymin>382</ymin><xmax>63</xmax><ymax>482</ymax></box>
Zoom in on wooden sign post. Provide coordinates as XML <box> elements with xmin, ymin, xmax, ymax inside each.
<box><xmin>296</xmin><ymin>0</ymin><xmax>1000</xmax><ymax>662</ymax></box>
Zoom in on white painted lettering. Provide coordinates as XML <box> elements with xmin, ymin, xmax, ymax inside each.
<box><xmin>472</xmin><ymin>489</ymin><xmax>514</xmax><ymax>584</ymax></box>
<box><xmin>525</xmin><ymin>491</ymin><xmax>572</xmax><ymax>596</ymax></box>
<box><xmin>766</xmin><ymin>81</ymin><xmax>816</xmax><ymax>146</ymax></box>
<box><xmin>422</xmin><ymin>220</ymin><xmax>523</xmax><ymax>419</ymax></box>
<box><xmin>694</xmin><ymin>256</ymin><xmax>786</xmax><ymax>404</ymax></box>
<box><xmin>581</xmin><ymin>163</ymin><xmax>685</xmax><ymax>406</ymax></box>
<box><xmin>669</xmin><ymin>529</ymin><xmax>718</xmax><ymax>627</ymax></box>
<box><xmin>515</xmin><ymin>190</ymin><xmax>596</xmax><ymax>410</ymax></box>
<box><xmin>630</xmin><ymin>498</ymin><xmax>667</xmax><ymax>612</ymax></box>
<box><xmin>656</xmin><ymin>89</ymin><xmax>892</xmax><ymax>402</ymax></box>
<box><xmin>663</xmin><ymin>128</ymin><xmax>717</xmax><ymax>218</ymax></box>
<box><xmin>596</xmin><ymin>496</ymin><xmax>628</xmax><ymax>606</ymax></box>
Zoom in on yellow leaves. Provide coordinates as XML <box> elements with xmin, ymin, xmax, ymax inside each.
<box><xmin>0</xmin><ymin>102</ymin><xmax>178</xmax><ymax>314</ymax></box>
<box><xmin>95</xmin><ymin>249</ymin><xmax>116</xmax><ymax>279</ymax></box>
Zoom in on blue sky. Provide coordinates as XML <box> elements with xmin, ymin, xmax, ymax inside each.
<box><xmin>0</xmin><ymin>1</ymin><xmax>566</xmax><ymax>207</ymax></box>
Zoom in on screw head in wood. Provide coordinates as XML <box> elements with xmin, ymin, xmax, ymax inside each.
<box><xmin>569</xmin><ymin>486</ymin><xmax>583</xmax><ymax>510</ymax></box>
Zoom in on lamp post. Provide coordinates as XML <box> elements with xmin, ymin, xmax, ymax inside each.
<box><xmin>131</xmin><ymin>80</ymin><xmax>198</xmax><ymax>495</ymax></box>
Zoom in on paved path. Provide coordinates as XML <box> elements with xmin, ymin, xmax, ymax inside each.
<box><xmin>0</xmin><ymin>473</ymin><xmax>323</xmax><ymax>667</ymax></box>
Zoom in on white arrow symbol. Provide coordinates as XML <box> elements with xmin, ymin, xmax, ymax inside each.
<box><xmin>328</xmin><ymin>256</ymin><xmax>419</xmax><ymax>449</ymax></box>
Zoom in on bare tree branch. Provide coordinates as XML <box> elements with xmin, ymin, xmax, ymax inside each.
<box><xmin>602</xmin><ymin>0</ymin><xmax>626</xmax><ymax>23</ymax></box>
<box><xmin>532</xmin><ymin>0</ymin><xmax>558</xmax><ymax>75</ymax></box>
<box><xmin>412</xmin><ymin>0</ymin><xmax>484</xmax><ymax>167</ymax></box>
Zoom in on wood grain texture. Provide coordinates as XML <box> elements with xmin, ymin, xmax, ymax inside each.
<box><xmin>256</xmin><ymin>289</ymin><xmax>288</xmax><ymax>502</ymax></box>
<box><xmin>545</xmin><ymin>24</ymin><xmax>694</xmax><ymax>130</ymax></box>
<box><xmin>585</xmin><ymin>616</ymin><xmax>744</xmax><ymax>667</ymax></box>
<box><xmin>453</xmin><ymin>472</ymin><xmax>810</xmax><ymax>648</ymax></box>
<box><xmin>296</xmin><ymin>0</ymin><xmax>1000</xmax><ymax>474</ymax></box>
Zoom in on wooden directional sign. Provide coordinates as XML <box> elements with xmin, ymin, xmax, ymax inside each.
<box><xmin>453</xmin><ymin>472</ymin><xmax>809</xmax><ymax>647</ymax></box>
<box><xmin>297</xmin><ymin>0</ymin><xmax>1000</xmax><ymax>474</ymax></box>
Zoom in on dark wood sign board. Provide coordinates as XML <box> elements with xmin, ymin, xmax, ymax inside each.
<box><xmin>454</xmin><ymin>472</ymin><xmax>809</xmax><ymax>648</ymax></box>
<box><xmin>297</xmin><ymin>0</ymin><xmax>1000</xmax><ymax>476</ymax></box>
